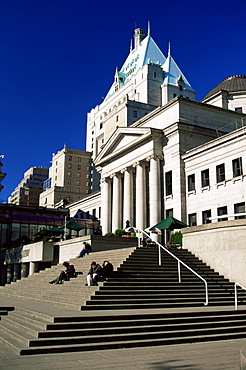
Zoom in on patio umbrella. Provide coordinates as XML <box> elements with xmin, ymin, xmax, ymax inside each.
<box><xmin>149</xmin><ymin>216</ymin><xmax>187</xmax><ymax>231</ymax></box>
<box><xmin>59</xmin><ymin>220</ymin><xmax>85</xmax><ymax>231</ymax></box>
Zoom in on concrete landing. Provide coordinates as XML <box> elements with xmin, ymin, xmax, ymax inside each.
<box><xmin>1</xmin><ymin>294</ymin><xmax>246</xmax><ymax>369</ymax></box>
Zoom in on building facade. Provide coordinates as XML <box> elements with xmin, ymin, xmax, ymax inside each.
<box><xmin>9</xmin><ymin>166</ymin><xmax>49</xmax><ymax>206</ymax></box>
<box><xmin>67</xmin><ymin>26</ymin><xmax>246</xmax><ymax>239</ymax></box>
<box><xmin>39</xmin><ymin>145</ymin><xmax>91</xmax><ymax>208</ymax></box>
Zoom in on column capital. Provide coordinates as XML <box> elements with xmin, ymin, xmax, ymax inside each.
<box><xmin>146</xmin><ymin>153</ymin><xmax>163</xmax><ymax>161</ymax></box>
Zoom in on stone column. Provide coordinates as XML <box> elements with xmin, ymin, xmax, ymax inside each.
<box><xmin>6</xmin><ymin>264</ymin><xmax>13</xmax><ymax>284</ymax></box>
<box><xmin>13</xmin><ymin>263</ymin><xmax>21</xmax><ymax>282</ymax></box>
<box><xmin>29</xmin><ymin>262</ymin><xmax>37</xmax><ymax>276</ymax></box>
<box><xmin>112</xmin><ymin>173</ymin><xmax>122</xmax><ymax>232</ymax></box>
<box><xmin>21</xmin><ymin>263</ymin><xmax>29</xmax><ymax>278</ymax></box>
<box><xmin>135</xmin><ymin>161</ymin><xmax>146</xmax><ymax>230</ymax></box>
<box><xmin>122</xmin><ymin>167</ymin><xmax>133</xmax><ymax>227</ymax></box>
<box><xmin>101</xmin><ymin>177</ymin><xmax>112</xmax><ymax>235</ymax></box>
<box><xmin>149</xmin><ymin>155</ymin><xmax>161</xmax><ymax>241</ymax></box>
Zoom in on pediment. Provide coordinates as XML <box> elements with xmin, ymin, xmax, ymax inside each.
<box><xmin>95</xmin><ymin>127</ymin><xmax>151</xmax><ymax>165</ymax></box>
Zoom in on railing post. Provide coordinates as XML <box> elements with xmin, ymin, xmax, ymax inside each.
<box><xmin>158</xmin><ymin>245</ymin><xmax>161</xmax><ymax>265</ymax></box>
<box><xmin>178</xmin><ymin>260</ymin><xmax>181</xmax><ymax>283</ymax></box>
<box><xmin>235</xmin><ymin>284</ymin><xmax>238</xmax><ymax>310</ymax></box>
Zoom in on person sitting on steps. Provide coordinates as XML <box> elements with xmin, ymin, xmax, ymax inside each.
<box><xmin>49</xmin><ymin>262</ymin><xmax>76</xmax><ymax>284</ymax></box>
<box><xmin>85</xmin><ymin>261</ymin><xmax>102</xmax><ymax>286</ymax></box>
<box><xmin>101</xmin><ymin>261</ymin><xmax>113</xmax><ymax>281</ymax></box>
<box><xmin>77</xmin><ymin>241</ymin><xmax>92</xmax><ymax>258</ymax></box>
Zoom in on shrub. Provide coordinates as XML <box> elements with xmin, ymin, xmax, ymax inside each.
<box><xmin>105</xmin><ymin>232</ymin><xmax>114</xmax><ymax>236</ymax></box>
<box><xmin>114</xmin><ymin>229</ymin><xmax>125</xmax><ymax>237</ymax></box>
<box><xmin>171</xmin><ymin>231</ymin><xmax>182</xmax><ymax>245</ymax></box>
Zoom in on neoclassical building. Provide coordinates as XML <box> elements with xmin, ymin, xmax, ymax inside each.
<box><xmin>68</xmin><ymin>26</ymin><xmax>246</xmax><ymax>237</ymax></box>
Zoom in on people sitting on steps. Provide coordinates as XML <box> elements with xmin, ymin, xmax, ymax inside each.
<box><xmin>77</xmin><ymin>241</ymin><xmax>92</xmax><ymax>258</ymax></box>
<box><xmin>85</xmin><ymin>261</ymin><xmax>102</xmax><ymax>286</ymax></box>
<box><xmin>101</xmin><ymin>261</ymin><xmax>114</xmax><ymax>281</ymax></box>
<box><xmin>49</xmin><ymin>262</ymin><xmax>76</xmax><ymax>284</ymax></box>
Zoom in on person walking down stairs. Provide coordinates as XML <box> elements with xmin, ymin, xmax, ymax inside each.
<box><xmin>49</xmin><ymin>262</ymin><xmax>76</xmax><ymax>284</ymax></box>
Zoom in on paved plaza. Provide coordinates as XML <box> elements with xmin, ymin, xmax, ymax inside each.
<box><xmin>1</xmin><ymin>336</ymin><xmax>246</xmax><ymax>369</ymax></box>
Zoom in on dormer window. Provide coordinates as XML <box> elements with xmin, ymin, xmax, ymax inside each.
<box><xmin>179</xmin><ymin>85</ymin><xmax>183</xmax><ymax>91</ymax></box>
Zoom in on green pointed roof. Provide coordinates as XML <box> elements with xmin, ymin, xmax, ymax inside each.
<box><xmin>104</xmin><ymin>33</ymin><xmax>166</xmax><ymax>101</ymax></box>
<box><xmin>162</xmin><ymin>52</ymin><xmax>194</xmax><ymax>91</ymax></box>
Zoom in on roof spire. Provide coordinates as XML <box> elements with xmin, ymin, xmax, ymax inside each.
<box><xmin>168</xmin><ymin>42</ymin><xmax>171</xmax><ymax>56</ymax></box>
<box><xmin>147</xmin><ymin>21</ymin><xmax>151</xmax><ymax>36</ymax></box>
<box><xmin>130</xmin><ymin>38</ymin><xmax>133</xmax><ymax>52</ymax></box>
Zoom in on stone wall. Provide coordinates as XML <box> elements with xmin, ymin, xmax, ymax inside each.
<box><xmin>182</xmin><ymin>219</ymin><xmax>246</xmax><ymax>287</ymax></box>
<box><xmin>58</xmin><ymin>235</ymin><xmax>138</xmax><ymax>263</ymax></box>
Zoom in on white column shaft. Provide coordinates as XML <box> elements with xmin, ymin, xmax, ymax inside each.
<box><xmin>101</xmin><ymin>178</ymin><xmax>111</xmax><ymax>235</ymax></box>
<box><xmin>123</xmin><ymin>169</ymin><xmax>133</xmax><ymax>227</ymax></box>
<box><xmin>135</xmin><ymin>163</ymin><xmax>146</xmax><ymax>230</ymax></box>
<box><xmin>112</xmin><ymin>174</ymin><xmax>122</xmax><ymax>232</ymax></box>
<box><xmin>149</xmin><ymin>157</ymin><xmax>161</xmax><ymax>241</ymax></box>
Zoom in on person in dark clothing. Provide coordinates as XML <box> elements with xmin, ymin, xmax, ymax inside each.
<box><xmin>49</xmin><ymin>262</ymin><xmax>75</xmax><ymax>284</ymax></box>
<box><xmin>86</xmin><ymin>261</ymin><xmax>102</xmax><ymax>286</ymax></box>
<box><xmin>78</xmin><ymin>242</ymin><xmax>92</xmax><ymax>257</ymax></box>
<box><xmin>101</xmin><ymin>261</ymin><xmax>113</xmax><ymax>281</ymax></box>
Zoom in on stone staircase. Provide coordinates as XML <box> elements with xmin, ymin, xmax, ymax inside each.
<box><xmin>0</xmin><ymin>246</ymin><xmax>136</xmax><ymax>310</ymax></box>
<box><xmin>86</xmin><ymin>247</ymin><xmax>246</xmax><ymax>310</ymax></box>
<box><xmin>1</xmin><ymin>245</ymin><xmax>246</xmax><ymax>356</ymax></box>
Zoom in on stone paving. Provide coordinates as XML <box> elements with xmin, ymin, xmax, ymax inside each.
<box><xmin>1</xmin><ymin>336</ymin><xmax>246</xmax><ymax>369</ymax></box>
<box><xmin>1</xmin><ymin>294</ymin><xmax>246</xmax><ymax>369</ymax></box>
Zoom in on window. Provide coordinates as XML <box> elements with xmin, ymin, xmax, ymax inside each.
<box><xmin>86</xmin><ymin>182</ymin><xmax>89</xmax><ymax>186</ymax></box>
<box><xmin>165</xmin><ymin>171</ymin><xmax>172</xmax><ymax>196</ymax></box>
<box><xmin>77</xmin><ymin>173</ymin><xmax>81</xmax><ymax>178</ymax></box>
<box><xmin>188</xmin><ymin>174</ymin><xmax>195</xmax><ymax>191</ymax></box>
<box><xmin>201</xmin><ymin>169</ymin><xmax>210</xmax><ymax>187</ymax></box>
<box><xmin>234</xmin><ymin>202</ymin><xmax>245</xmax><ymax>219</ymax></box>
<box><xmin>68</xmin><ymin>171</ymin><xmax>71</xmax><ymax>177</ymax></box>
<box><xmin>235</xmin><ymin>107</ymin><xmax>242</xmax><ymax>113</ymax></box>
<box><xmin>78</xmin><ymin>157</ymin><xmax>81</xmax><ymax>162</ymax></box>
<box><xmin>77</xmin><ymin>180</ymin><xmax>80</xmax><ymax>186</ymax></box>
<box><xmin>166</xmin><ymin>209</ymin><xmax>173</xmax><ymax>218</ymax></box>
<box><xmin>179</xmin><ymin>85</ymin><xmax>183</xmax><ymax>91</ymax></box>
<box><xmin>116</xmin><ymin>115</ymin><xmax>119</xmax><ymax>122</ymax></box>
<box><xmin>154</xmin><ymin>72</ymin><xmax>156</xmax><ymax>78</ymax></box>
<box><xmin>76</xmin><ymin>188</ymin><xmax>80</xmax><ymax>193</ymax></box>
<box><xmin>68</xmin><ymin>156</ymin><xmax>72</xmax><ymax>161</ymax></box>
<box><xmin>216</xmin><ymin>164</ymin><xmax>225</xmax><ymax>183</ymax></box>
<box><xmin>67</xmin><ymin>187</ymin><xmax>71</xmax><ymax>192</ymax></box>
<box><xmin>202</xmin><ymin>210</ymin><xmax>211</xmax><ymax>224</ymax></box>
<box><xmin>173</xmin><ymin>93</ymin><xmax>177</xmax><ymax>98</ymax></box>
<box><xmin>78</xmin><ymin>165</ymin><xmax>81</xmax><ymax>170</ymax></box>
<box><xmin>217</xmin><ymin>206</ymin><xmax>228</xmax><ymax>222</ymax></box>
<box><xmin>67</xmin><ymin>179</ymin><xmax>71</xmax><ymax>185</ymax></box>
<box><xmin>68</xmin><ymin>163</ymin><xmax>72</xmax><ymax>169</ymax></box>
<box><xmin>100</xmin><ymin>122</ymin><xmax>103</xmax><ymax>129</ymax></box>
<box><xmin>86</xmin><ymin>174</ymin><xmax>90</xmax><ymax>178</ymax></box>
<box><xmin>133</xmin><ymin>110</ymin><xmax>138</xmax><ymax>118</ymax></box>
<box><xmin>188</xmin><ymin>213</ymin><xmax>197</xmax><ymax>226</ymax></box>
<box><xmin>232</xmin><ymin>157</ymin><xmax>242</xmax><ymax>177</ymax></box>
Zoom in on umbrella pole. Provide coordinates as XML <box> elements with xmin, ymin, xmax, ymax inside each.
<box><xmin>64</xmin><ymin>216</ymin><xmax>67</xmax><ymax>240</ymax></box>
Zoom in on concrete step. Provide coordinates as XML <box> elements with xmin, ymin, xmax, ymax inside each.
<box><xmin>2</xmin><ymin>309</ymin><xmax>246</xmax><ymax>355</ymax></box>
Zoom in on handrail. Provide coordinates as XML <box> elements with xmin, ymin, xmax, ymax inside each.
<box><xmin>126</xmin><ymin>227</ymin><xmax>208</xmax><ymax>306</ymax></box>
<box><xmin>234</xmin><ymin>282</ymin><xmax>246</xmax><ymax>310</ymax></box>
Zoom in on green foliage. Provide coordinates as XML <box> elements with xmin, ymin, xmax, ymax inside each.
<box><xmin>114</xmin><ymin>229</ymin><xmax>125</xmax><ymax>236</ymax></box>
<box><xmin>170</xmin><ymin>231</ymin><xmax>182</xmax><ymax>245</ymax></box>
<box><xmin>105</xmin><ymin>232</ymin><xmax>115</xmax><ymax>236</ymax></box>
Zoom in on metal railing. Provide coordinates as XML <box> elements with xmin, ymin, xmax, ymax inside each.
<box><xmin>126</xmin><ymin>227</ymin><xmax>208</xmax><ymax>306</ymax></box>
<box><xmin>234</xmin><ymin>282</ymin><xmax>246</xmax><ymax>310</ymax></box>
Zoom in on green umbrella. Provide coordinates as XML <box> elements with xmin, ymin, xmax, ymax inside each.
<box><xmin>150</xmin><ymin>216</ymin><xmax>187</xmax><ymax>231</ymax></box>
<box><xmin>59</xmin><ymin>220</ymin><xmax>85</xmax><ymax>231</ymax></box>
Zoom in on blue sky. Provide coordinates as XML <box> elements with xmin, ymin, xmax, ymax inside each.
<box><xmin>1</xmin><ymin>0</ymin><xmax>246</xmax><ymax>201</ymax></box>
